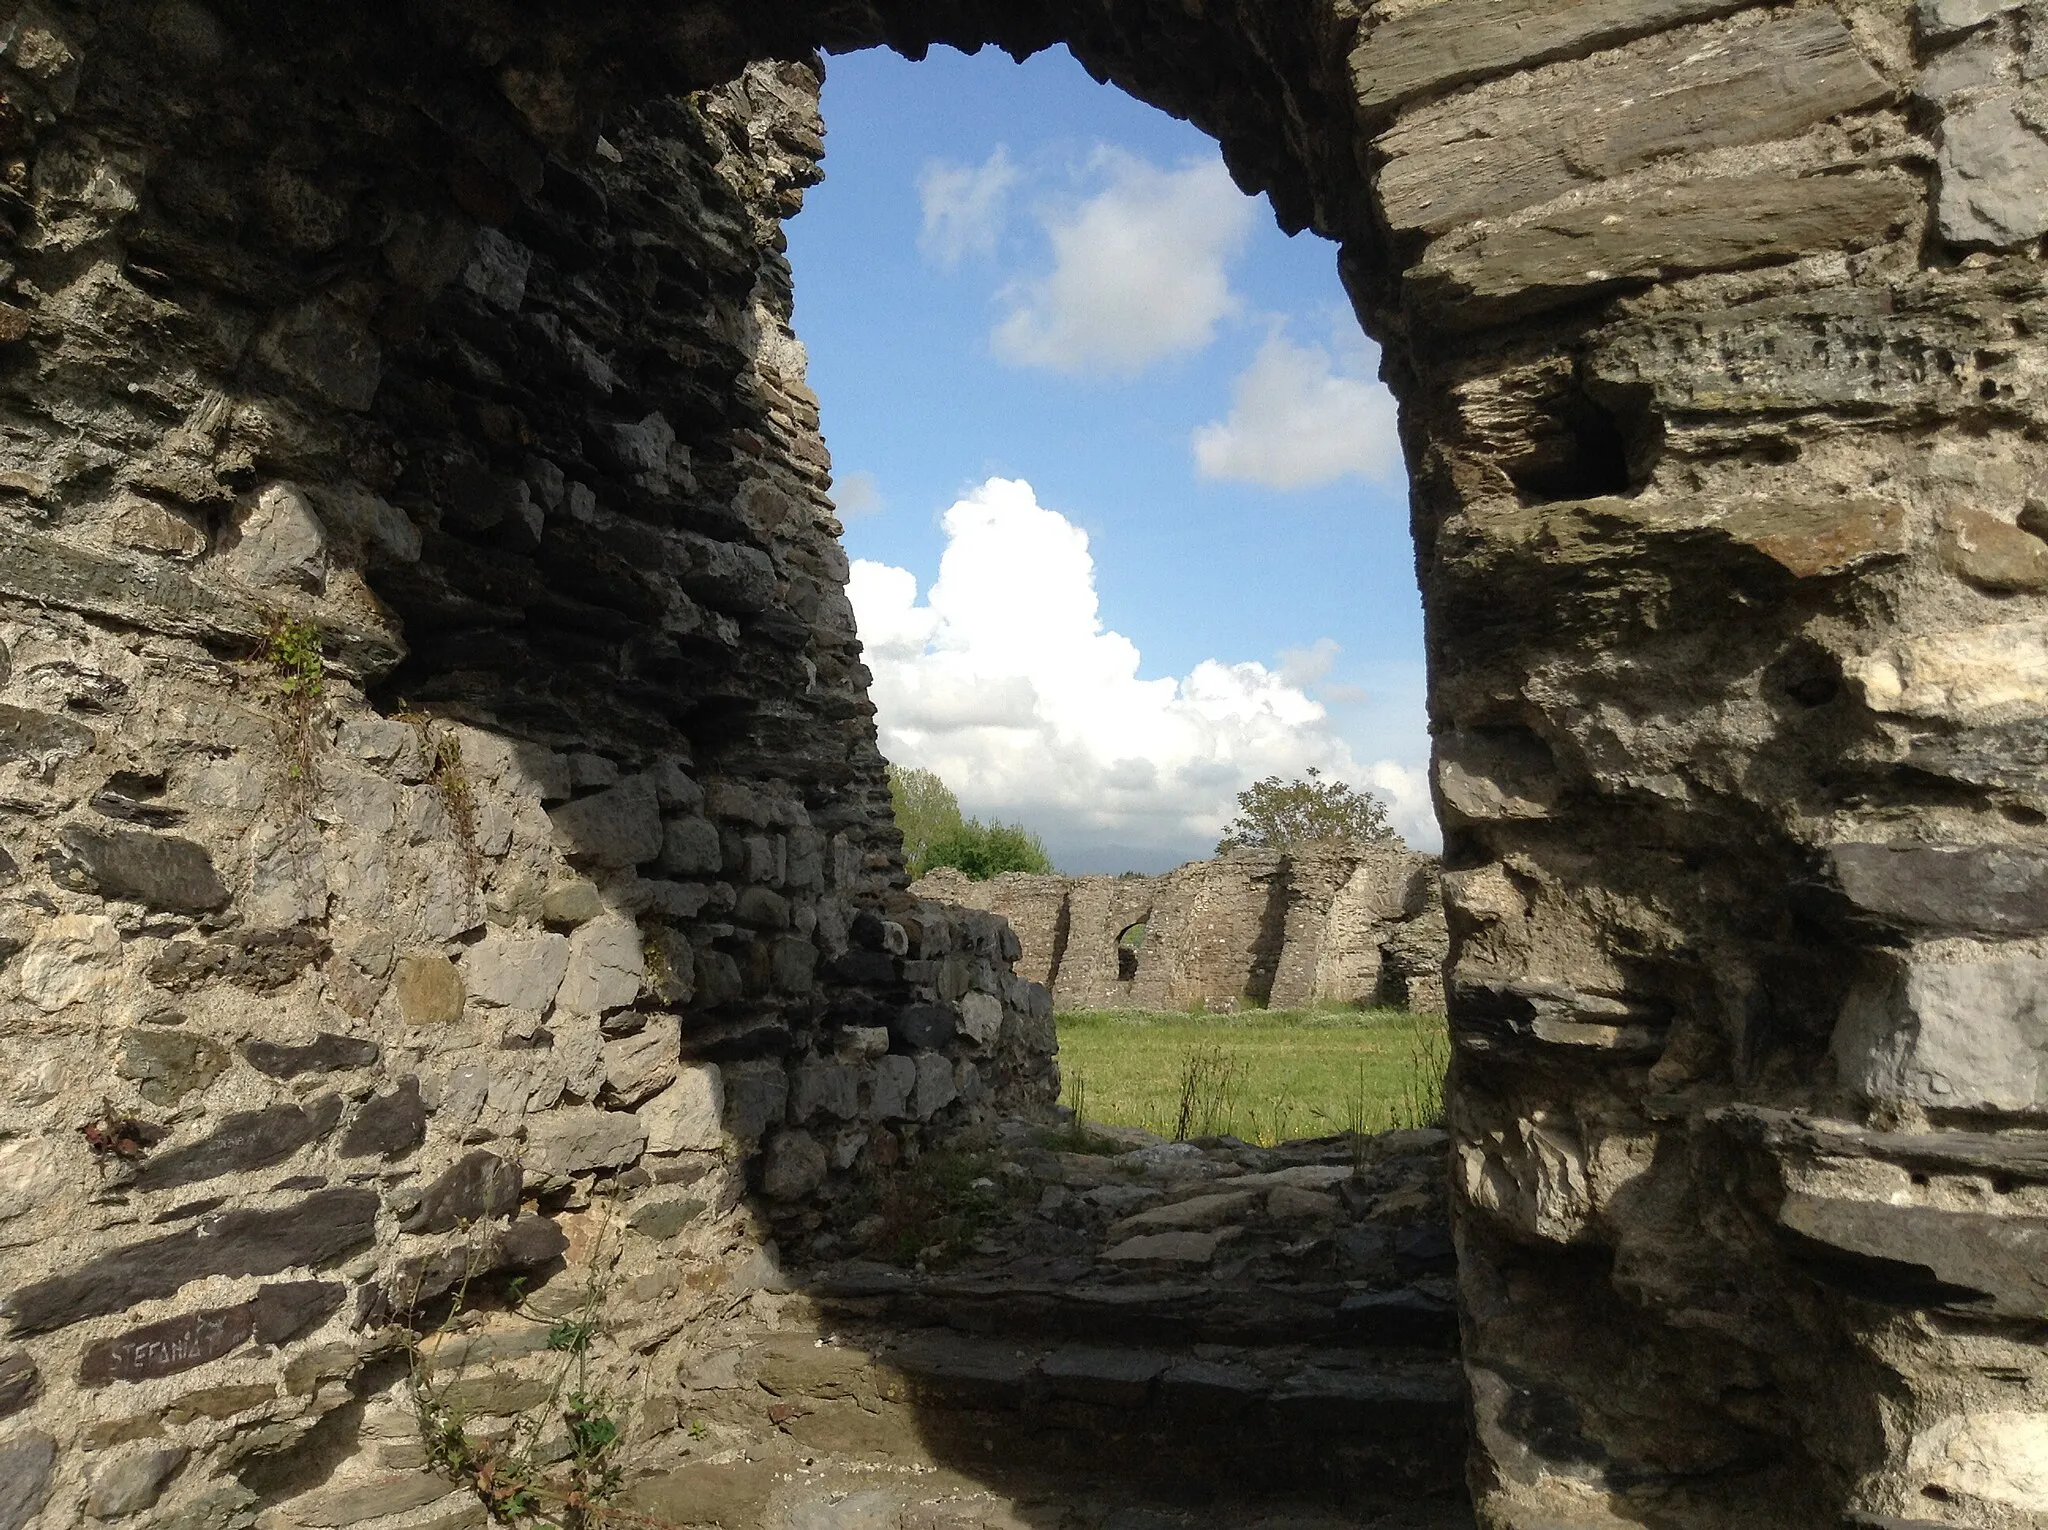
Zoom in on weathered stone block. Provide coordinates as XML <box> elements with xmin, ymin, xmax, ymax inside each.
<box><xmin>393</xmin><ymin>952</ymin><xmax>465</xmax><ymax>1025</ymax></box>
<box><xmin>57</xmin><ymin>824</ymin><xmax>229</xmax><ymax>911</ymax></box>
<box><xmin>603</xmin><ymin>1015</ymin><xmax>679</xmax><ymax>1105</ymax></box>
<box><xmin>1941</xmin><ymin>506</ymin><xmax>2048</xmax><ymax>590</ymax></box>
<box><xmin>1836</xmin><ymin>948</ymin><xmax>2048</xmax><ymax>1112</ymax></box>
<box><xmin>524</xmin><ymin>1106</ymin><xmax>645</xmax><ymax>1178</ymax></box>
<box><xmin>0</xmin><ymin>1352</ymin><xmax>36</xmax><ymax>1418</ymax></box>
<box><xmin>1781</xmin><ymin>1193</ymin><xmax>2048</xmax><ymax>1318</ymax></box>
<box><xmin>4</xmin><ymin>1188</ymin><xmax>376</xmax><ymax>1335</ymax></box>
<box><xmin>0</xmin><ymin>1432</ymin><xmax>56</xmax><ymax>1530</ymax></box>
<box><xmin>720</xmin><ymin>1059</ymin><xmax>788</xmax><ymax>1141</ymax></box>
<box><xmin>891</xmin><ymin>1003</ymin><xmax>957</xmax><ymax>1052</ymax></box>
<box><xmin>790</xmin><ymin>1060</ymin><xmax>859</xmax><ymax>1123</ymax></box>
<box><xmin>760</xmin><ymin>1128</ymin><xmax>826</xmax><ymax>1200</ymax></box>
<box><xmin>241</xmin><ymin>1032</ymin><xmax>379</xmax><ymax>1078</ymax></box>
<box><xmin>339</xmin><ymin>1077</ymin><xmax>427</xmax><ymax>1159</ymax></box>
<box><xmin>405</xmin><ymin>1150</ymin><xmax>521</xmax><ymax>1233</ymax></box>
<box><xmin>548</xmin><ymin>776</ymin><xmax>661</xmax><ymax>868</ymax></box>
<box><xmin>1829</xmin><ymin>843</ymin><xmax>2048</xmax><ymax>936</ymax></box>
<box><xmin>119</xmin><ymin>1029</ymin><xmax>229</xmax><ymax>1106</ymax></box>
<box><xmin>1351</xmin><ymin>0</ymin><xmax>1753</xmax><ymax>113</ymax></box>
<box><xmin>461</xmin><ymin>928</ymin><xmax>570</xmax><ymax>1012</ymax></box>
<box><xmin>135</xmin><ymin>1096</ymin><xmax>342</xmax><ymax>1190</ymax></box>
<box><xmin>557</xmin><ymin>913</ymin><xmax>644</xmax><ymax>1015</ymax></box>
<box><xmin>640</xmin><ymin>1065</ymin><xmax>725</xmax><ymax>1152</ymax></box>
<box><xmin>85</xmin><ymin>1444</ymin><xmax>188</xmax><ymax>1519</ymax></box>
<box><xmin>620</xmin><ymin>1461</ymin><xmax>777</xmax><ymax>1528</ymax></box>
<box><xmin>0</xmin><ymin>701</ymin><xmax>93</xmax><ymax>761</ymax></box>
<box><xmin>1040</xmin><ymin>1345</ymin><xmax>1168</xmax><ymax>1406</ymax></box>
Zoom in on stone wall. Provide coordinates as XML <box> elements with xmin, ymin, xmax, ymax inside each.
<box><xmin>1</xmin><ymin>1</ymin><xmax>2047</xmax><ymax>1528</ymax></box>
<box><xmin>915</xmin><ymin>844</ymin><xmax>1449</xmax><ymax>1015</ymax></box>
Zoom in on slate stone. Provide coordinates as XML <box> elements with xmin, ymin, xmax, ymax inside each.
<box><xmin>251</xmin><ymin>1281</ymin><xmax>345</xmax><ymax>1345</ymax></box>
<box><xmin>1828</xmin><ymin>842</ymin><xmax>2048</xmax><ymax>936</ymax></box>
<box><xmin>57</xmin><ymin>824</ymin><xmax>229</xmax><ymax>912</ymax></box>
<box><xmin>548</xmin><ymin>775</ymin><xmax>662</xmax><ymax>868</ymax></box>
<box><xmin>90</xmin><ymin>788</ymin><xmax>185</xmax><ymax>828</ymax></box>
<box><xmin>1780</xmin><ymin>1193</ymin><xmax>2048</xmax><ymax>1317</ymax></box>
<box><xmin>404</xmin><ymin>1150</ymin><xmax>521</xmax><ymax>1233</ymax></box>
<box><xmin>340</xmin><ymin>1077</ymin><xmax>427</xmax><ymax>1159</ymax></box>
<box><xmin>0</xmin><ymin>1352</ymin><xmax>38</xmax><ymax>1418</ymax></box>
<box><xmin>0</xmin><ymin>702</ymin><xmax>93</xmax><ymax>761</ymax></box>
<box><xmin>80</xmin><ymin>1301</ymin><xmax>255</xmax><ymax>1385</ymax></box>
<box><xmin>1267</xmin><ymin>1364</ymin><xmax>1466</xmax><ymax>1434</ymax></box>
<box><xmin>1039</xmin><ymin>1344</ymin><xmax>1168</xmax><ymax>1405</ymax></box>
<box><xmin>1336</xmin><ymin>1287</ymin><xmax>1461</xmax><ymax>1348</ymax></box>
<box><xmin>384</xmin><ymin>1213</ymin><xmax>567</xmax><ymax>1316</ymax></box>
<box><xmin>525</xmin><ymin>1106</ymin><xmax>645</xmax><ymax>1178</ymax></box>
<box><xmin>1160</xmin><ymin>1359</ymin><xmax>1268</xmax><ymax>1416</ymax></box>
<box><xmin>0</xmin><ymin>1431</ymin><xmax>57</xmax><ymax>1530</ymax></box>
<box><xmin>1394</xmin><ymin>1223</ymin><xmax>1458</xmax><ymax>1274</ymax></box>
<box><xmin>627</xmin><ymin>1197</ymin><xmax>705</xmax><ymax>1241</ymax></box>
<box><xmin>883</xmin><ymin>1332</ymin><xmax>1039</xmax><ymax>1406</ymax></box>
<box><xmin>136</xmin><ymin>1096</ymin><xmax>343</xmax><ymax>1191</ymax></box>
<box><xmin>890</xmin><ymin>1003</ymin><xmax>957</xmax><ymax>1051</ymax></box>
<box><xmin>4</xmin><ymin>1188</ymin><xmax>377</xmax><ymax>1335</ymax></box>
<box><xmin>242</xmin><ymin>1032</ymin><xmax>381</xmax><ymax>1079</ymax></box>
<box><xmin>119</xmin><ymin>1030</ymin><xmax>229</xmax><ymax>1106</ymax></box>
<box><xmin>149</xmin><ymin>929</ymin><xmax>328</xmax><ymax>994</ymax></box>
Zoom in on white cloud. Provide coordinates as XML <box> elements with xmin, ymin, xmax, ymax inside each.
<box><xmin>1193</xmin><ymin>328</ymin><xmax>1404</xmax><ymax>489</ymax></box>
<box><xmin>919</xmin><ymin>147</ymin><xmax>1020</xmax><ymax>269</ymax></box>
<box><xmin>846</xmin><ymin>477</ymin><xmax>1437</xmax><ymax>866</ymax></box>
<box><xmin>834</xmin><ymin>469</ymin><xmax>883</xmax><ymax>518</ymax></box>
<box><xmin>1278</xmin><ymin>638</ymin><xmax>1342</xmax><ymax>690</ymax></box>
<box><xmin>992</xmin><ymin>150</ymin><xmax>1256</xmax><ymax>379</ymax></box>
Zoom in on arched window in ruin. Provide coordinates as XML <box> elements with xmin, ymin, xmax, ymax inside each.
<box><xmin>1115</xmin><ymin>918</ymin><xmax>1148</xmax><ymax>982</ymax></box>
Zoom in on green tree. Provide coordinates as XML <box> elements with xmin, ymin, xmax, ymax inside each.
<box><xmin>889</xmin><ymin>765</ymin><xmax>964</xmax><ymax>876</ymax></box>
<box><xmin>922</xmin><ymin>818</ymin><xmax>1055</xmax><ymax>879</ymax></box>
<box><xmin>1216</xmin><ymin>766</ymin><xmax>1396</xmax><ymax>853</ymax></box>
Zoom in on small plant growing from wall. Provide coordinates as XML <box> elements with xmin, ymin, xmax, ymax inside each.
<box><xmin>263</xmin><ymin>616</ymin><xmax>326</xmax><ymax>809</ymax></box>
<box><xmin>399</xmin><ymin>710</ymin><xmax>482</xmax><ymax>879</ymax></box>
<box><xmin>406</xmin><ymin>1229</ymin><xmax>630</xmax><ymax>1530</ymax></box>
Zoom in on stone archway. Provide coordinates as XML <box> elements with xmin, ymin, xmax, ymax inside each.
<box><xmin>0</xmin><ymin>4</ymin><xmax>2041</xmax><ymax>1529</ymax></box>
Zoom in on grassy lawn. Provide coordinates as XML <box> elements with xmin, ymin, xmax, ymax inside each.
<box><xmin>1056</xmin><ymin>1007</ymin><xmax>1449</xmax><ymax>1147</ymax></box>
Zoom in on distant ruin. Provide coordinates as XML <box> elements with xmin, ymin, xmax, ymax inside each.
<box><xmin>916</xmin><ymin>844</ymin><xmax>1450</xmax><ymax>1015</ymax></box>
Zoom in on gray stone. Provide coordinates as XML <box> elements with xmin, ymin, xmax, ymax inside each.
<box><xmin>79</xmin><ymin>1284</ymin><xmax>338</xmax><ymax>1386</ymax></box>
<box><xmin>549</xmin><ymin>776</ymin><xmax>662</xmax><ymax>868</ymax></box>
<box><xmin>640</xmin><ymin>1065</ymin><xmax>724</xmax><ymax>1152</ymax></box>
<box><xmin>1918</xmin><ymin>0</ymin><xmax>2024</xmax><ymax>37</ymax></box>
<box><xmin>1039</xmin><ymin>1345</ymin><xmax>1168</xmax><ymax>1405</ymax></box>
<box><xmin>149</xmin><ymin>928</ymin><xmax>327</xmax><ymax>994</ymax></box>
<box><xmin>557</xmin><ymin>913</ymin><xmax>644</xmax><ymax>1015</ymax></box>
<box><xmin>339</xmin><ymin>1077</ymin><xmax>427</xmax><ymax>1159</ymax></box>
<box><xmin>1413</xmin><ymin>174</ymin><xmax>1919</xmax><ymax>324</ymax></box>
<box><xmin>627</xmin><ymin>1197</ymin><xmax>706</xmax><ymax>1240</ymax></box>
<box><xmin>658</xmin><ymin>816</ymin><xmax>722</xmax><ymax>876</ymax></box>
<box><xmin>241</xmin><ymin>1032</ymin><xmax>379</xmax><ymax>1078</ymax></box>
<box><xmin>0</xmin><ymin>1432</ymin><xmax>56</xmax><ymax>1530</ymax></box>
<box><xmin>219</xmin><ymin>484</ymin><xmax>326</xmax><ymax>591</ymax></box>
<box><xmin>1781</xmin><ymin>1193</ymin><xmax>2048</xmax><ymax>1318</ymax></box>
<box><xmin>87</xmin><ymin>1444</ymin><xmax>188</xmax><ymax>1519</ymax></box>
<box><xmin>1376</xmin><ymin>10</ymin><xmax>1889</xmax><ymax>237</ymax></box>
<box><xmin>1829</xmin><ymin>842</ymin><xmax>2048</xmax><ymax>935</ymax></box>
<box><xmin>257</xmin><ymin>297</ymin><xmax>381</xmax><ymax>411</ymax></box>
<box><xmin>770</xmin><ymin>935</ymin><xmax>817</xmax><ymax>994</ymax></box>
<box><xmin>1350</xmin><ymin>0</ymin><xmax>1752</xmax><ymax>112</ymax></box>
<box><xmin>734</xmin><ymin>886</ymin><xmax>789</xmax><ymax>929</ymax></box>
<box><xmin>1937</xmin><ymin>92</ymin><xmax>2048</xmax><ymax>246</ymax></box>
<box><xmin>780</xmin><ymin>1491</ymin><xmax>900</xmax><ymax>1530</ymax></box>
<box><xmin>461</xmin><ymin>928</ymin><xmax>570</xmax><ymax>1012</ymax></box>
<box><xmin>135</xmin><ymin>1096</ymin><xmax>343</xmax><ymax>1190</ymax></box>
<box><xmin>1941</xmin><ymin>505</ymin><xmax>2048</xmax><ymax>591</ymax></box>
<box><xmin>0</xmin><ymin>702</ymin><xmax>93</xmax><ymax>761</ymax></box>
<box><xmin>0</xmin><ymin>1353</ymin><xmax>35</xmax><ymax>1419</ymax></box>
<box><xmin>911</xmin><ymin>1051</ymin><xmax>957</xmax><ymax>1119</ymax></box>
<box><xmin>119</xmin><ymin>1030</ymin><xmax>229</xmax><ymax>1106</ymax></box>
<box><xmin>720</xmin><ymin>1059</ymin><xmax>789</xmax><ymax>1141</ymax></box>
<box><xmin>1103</xmin><ymin>1230</ymin><xmax>1227</xmax><ymax>1266</ymax></box>
<box><xmin>603</xmin><ymin>1014</ymin><xmax>679</xmax><ymax>1106</ymax></box>
<box><xmin>1336</xmin><ymin>1288</ymin><xmax>1461</xmax><ymax>1348</ymax></box>
<box><xmin>283</xmin><ymin>1474</ymin><xmax>456</xmax><ymax>1528</ymax></box>
<box><xmin>1268</xmin><ymin>1365</ymin><xmax>1465</xmax><ymax>1433</ymax></box>
<box><xmin>1160</xmin><ymin>1359</ymin><xmax>1268</xmax><ymax>1415</ymax></box>
<box><xmin>1836</xmin><ymin>948</ymin><xmax>2048</xmax><ymax>1112</ymax></box>
<box><xmin>871</xmin><ymin>1055</ymin><xmax>916</xmax><ymax>1121</ymax></box>
<box><xmin>58</xmin><ymin>824</ymin><xmax>228</xmax><ymax>911</ymax></box>
<box><xmin>405</xmin><ymin>1150</ymin><xmax>521</xmax><ymax>1233</ymax></box>
<box><xmin>541</xmin><ymin>879</ymin><xmax>604</xmax><ymax>925</ymax></box>
<box><xmin>891</xmin><ymin>1003</ymin><xmax>957</xmax><ymax>1052</ymax></box>
<box><xmin>760</xmin><ymin>1128</ymin><xmax>827</xmax><ymax>1200</ymax></box>
<box><xmin>790</xmin><ymin>1060</ymin><xmax>860</xmax><ymax>1122</ymax></box>
<box><xmin>524</xmin><ymin>1106</ymin><xmax>645</xmax><ymax>1179</ymax></box>
<box><xmin>1109</xmin><ymin>1192</ymin><xmax>1256</xmax><ymax>1239</ymax></box>
<box><xmin>4</xmin><ymin>1188</ymin><xmax>377</xmax><ymax>1335</ymax></box>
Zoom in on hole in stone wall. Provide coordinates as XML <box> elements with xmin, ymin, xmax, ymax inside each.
<box><xmin>1116</xmin><ymin>919</ymin><xmax>1147</xmax><ymax>982</ymax></box>
<box><xmin>1509</xmin><ymin>380</ymin><xmax>1660</xmax><ymax>503</ymax></box>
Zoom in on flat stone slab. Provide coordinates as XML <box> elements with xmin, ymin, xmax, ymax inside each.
<box><xmin>1104</xmin><ymin>1230</ymin><xmax>1233</xmax><ymax>1266</ymax></box>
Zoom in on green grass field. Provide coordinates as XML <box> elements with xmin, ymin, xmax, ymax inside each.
<box><xmin>1055</xmin><ymin>1007</ymin><xmax>1449</xmax><ymax>1147</ymax></box>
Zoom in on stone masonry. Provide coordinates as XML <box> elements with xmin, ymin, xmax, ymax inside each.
<box><xmin>0</xmin><ymin>2</ymin><xmax>2045</xmax><ymax>1529</ymax></box>
<box><xmin>915</xmin><ymin>843</ymin><xmax>1451</xmax><ymax>1015</ymax></box>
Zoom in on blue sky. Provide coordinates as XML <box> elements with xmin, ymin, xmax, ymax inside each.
<box><xmin>785</xmin><ymin>44</ymin><xmax>1433</xmax><ymax>872</ymax></box>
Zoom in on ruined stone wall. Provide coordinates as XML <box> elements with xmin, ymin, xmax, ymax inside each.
<box><xmin>0</xmin><ymin>10</ymin><xmax>1058</xmax><ymax>1530</ymax></box>
<box><xmin>917</xmin><ymin>844</ymin><xmax>1448</xmax><ymax>1015</ymax></box>
<box><xmin>4</xmin><ymin>1</ymin><xmax>2048</xmax><ymax>1528</ymax></box>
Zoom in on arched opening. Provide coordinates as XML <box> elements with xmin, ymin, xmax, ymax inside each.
<box><xmin>1114</xmin><ymin>919</ymin><xmax>1146</xmax><ymax>982</ymax></box>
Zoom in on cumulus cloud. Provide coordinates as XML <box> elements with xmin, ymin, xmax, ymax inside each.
<box><xmin>846</xmin><ymin>477</ymin><xmax>1435</xmax><ymax>864</ymax></box>
<box><xmin>1278</xmin><ymin>638</ymin><xmax>1342</xmax><ymax>690</ymax></box>
<box><xmin>993</xmin><ymin>150</ymin><xmax>1256</xmax><ymax>379</ymax></box>
<box><xmin>919</xmin><ymin>146</ymin><xmax>1020</xmax><ymax>268</ymax></box>
<box><xmin>833</xmin><ymin>469</ymin><xmax>884</xmax><ymax>519</ymax></box>
<box><xmin>1193</xmin><ymin>328</ymin><xmax>1404</xmax><ymax>489</ymax></box>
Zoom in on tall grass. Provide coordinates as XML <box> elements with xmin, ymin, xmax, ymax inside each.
<box><xmin>1057</xmin><ymin>1007</ymin><xmax>1449</xmax><ymax>1148</ymax></box>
